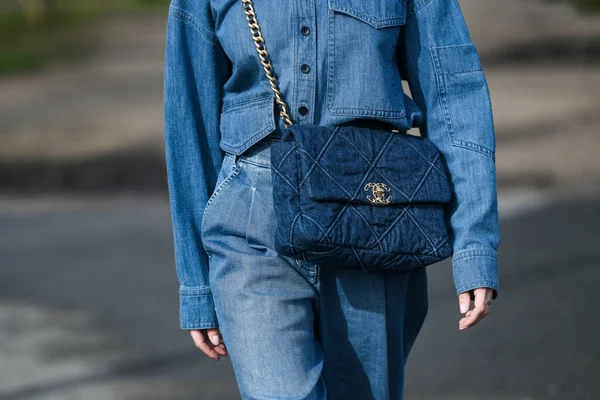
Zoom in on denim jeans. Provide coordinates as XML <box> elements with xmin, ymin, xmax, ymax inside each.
<box><xmin>201</xmin><ymin>137</ymin><xmax>429</xmax><ymax>400</ymax></box>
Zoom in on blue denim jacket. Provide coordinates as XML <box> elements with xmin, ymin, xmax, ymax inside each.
<box><xmin>164</xmin><ymin>0</ymin><xmax>500</xmax><ymax>329</ymax></box>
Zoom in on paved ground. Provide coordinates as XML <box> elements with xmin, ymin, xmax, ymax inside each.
<box><xmin>0</xmin><ymin>187</ymin><xmax>598</xmax><ymax>399</ymax></box>
<box><xmin>0</xmin><ymin>194</ymin><xmax>239</xmax><ymax>400</ymax></box>
<box><xmin>405</xmin><ymin>192</ymin><xmax>600</xmax><ymax>400</ymax></box>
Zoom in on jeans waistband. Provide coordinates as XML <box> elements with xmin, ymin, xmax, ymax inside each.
<box><xmin>232</xmin><ymin>136</ymin><xmax>279</xmax><ymax>168</ymax></box>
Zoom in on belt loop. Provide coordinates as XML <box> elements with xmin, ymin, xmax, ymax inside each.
<box><xmin>232</xmin><ymin>154</ymin><xmax>238</xmax><ymax>167</ymax></box>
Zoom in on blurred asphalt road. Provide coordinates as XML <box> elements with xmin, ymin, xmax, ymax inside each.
<box><xmin>0</xmin><ymin>188</ymin><xmax>598</xmax><ymax>400</ymax></box>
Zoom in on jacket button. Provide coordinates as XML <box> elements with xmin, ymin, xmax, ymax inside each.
<box><xmin>300</xmin><ymin>64</ymin><xmax>310</xmax><ymax>74</ymax></box>
<box><xmin>298</xmin><ymin>105</ymin><xmax>309</xmax><ymax>116</ymax></box>
<box><xmin>300</xmin><ymin>26</ymin><xmax>310</xmax><ymax>36</ymax></box>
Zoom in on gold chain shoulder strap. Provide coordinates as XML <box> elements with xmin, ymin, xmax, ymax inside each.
<box><xmin>241</xmin><ymin>0</ymin><xmax>294</xmax><ymax>128</ymax></box>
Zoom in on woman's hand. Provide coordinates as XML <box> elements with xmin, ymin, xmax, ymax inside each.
<box><xmin>458</xmin><ymin>287</ymin><xmax>494</xmax><ymax>331</ymax></box>
<box><xmin>189</xmin><ymin>328</ymin><xmax>228</xmax><ymax>360</ymax></box>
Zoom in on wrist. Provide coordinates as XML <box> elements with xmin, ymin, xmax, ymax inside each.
<box><xmin>452</xmin><ymin>249</ymin><xmax>499</xmax><ymax>300</ymax></box>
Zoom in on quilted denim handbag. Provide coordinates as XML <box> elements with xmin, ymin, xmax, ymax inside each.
<box><xmin>242</xmin><ymin>0</ymin><xmax>453</xmax><ymax>271</ymax></box>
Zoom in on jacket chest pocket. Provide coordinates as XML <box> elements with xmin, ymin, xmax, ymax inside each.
<box><xmin>327</xmin><ymin>0</ymin><xmax>407</xmax><ymax>119</ymax></box>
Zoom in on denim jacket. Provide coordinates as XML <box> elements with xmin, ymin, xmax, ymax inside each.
<box><xmin>164</xmin><ymin>0</ymin><xmax>500</xmax><ymax>330</ymax></box>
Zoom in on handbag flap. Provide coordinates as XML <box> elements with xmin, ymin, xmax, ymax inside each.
<box><xmin>286</xmin><ymin>124</ymin><xmax>452</xmax><ymax>205</ymax></box>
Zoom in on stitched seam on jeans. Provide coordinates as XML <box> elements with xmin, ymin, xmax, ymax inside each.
<box><xmin>237</xmin><ymin>157</ymin><xmax>270</xmax><ymax>169</ymax></box>
<box><xmin>201</xmin><ymin>165</ymin><xmax>243</xmax><ymax>234</ymax></box>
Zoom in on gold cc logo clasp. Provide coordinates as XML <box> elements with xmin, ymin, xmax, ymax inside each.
<box><xmin>364</xmin><ymin>182</ymin><xmax>392</xmax><ymax>205</ymax></box>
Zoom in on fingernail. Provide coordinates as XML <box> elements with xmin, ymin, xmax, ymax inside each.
<box><xmin>210</xmin><ymin>335</ymin><xmax>220</xmax><ymax>346</ymax></box>
<box><xmin>460</xmin><ymin>304</ymin><xmax>467</xmax><ymax>313</ymax></box>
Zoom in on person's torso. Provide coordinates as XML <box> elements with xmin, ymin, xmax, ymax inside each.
<box><xmin>211</xmin><ymin>0</ymin><xmax>424</xmax><ymax>155</ymax></box>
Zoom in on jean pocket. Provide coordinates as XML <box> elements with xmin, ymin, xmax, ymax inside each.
<box><xmin>326</xmin><ymin>0</ymin><xmax>407</xmax><ymax>118</ymax></box>
<box><xmin>201</xmin><ymin>154</ymin><xmax>243</xmax><ymax>239</ymax></box>
<box><xmin>245</xmin><ymin>166</ymin><xmax>278</xmax><ymax>253</ymax></box>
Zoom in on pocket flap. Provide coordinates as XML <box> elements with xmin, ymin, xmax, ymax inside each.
<box><xmin>288</xmin><ymin>124</ymin><xmax>451</xmax><ymax>205</ymax></box>
<box><xmin>219</xmin><ymin>93</ymin><xmax>276</xmax><ymax>155</ymax></box>
<box><xmin>329</xmin><ymin>0</ymin><xmax>406</xmax><ymax>28</ymax></box>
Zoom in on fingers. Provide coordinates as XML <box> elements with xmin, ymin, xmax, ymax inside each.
<box><xmin>458</xmin><ymin>288</ymin><xmax>493</xmax><ymax>331</ymax></box>
<box><xmin>189</xmin><ymin>330</ymin><xmax>219</xmax><ymax>360</ymax></box>
<box><xmin>459</xmin><ymin>300</ymin><xmax>483</xmax><ymax>330</ymax></box>
<box><xmin>206</xmin><ymin>327</ymin><xmax>228</xmax><ymax>356</ymax></box>
<box><xmin>458</xmin><ymin>292</ymin><xmax>471</xmax><ymax>314</ymax></box>
<box><xmin>190</xmin><ymin>328</ymin><xmax>225</xmax><ymax>361</ymax></box>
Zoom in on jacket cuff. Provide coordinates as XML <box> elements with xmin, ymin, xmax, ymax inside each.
<box><xmin>179</xmin><ymin>286</ymin><xmax>219</xmax><ymax>330</ymax></box>
<box><xmin>452</xmin><ymin>249</ymin><xmax>499</xmax><ymax>300</ymax></box>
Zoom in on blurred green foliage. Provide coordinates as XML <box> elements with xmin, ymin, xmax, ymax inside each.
<box><xmin>581</xmin><ymin>0</ymin><xmax>600</xmax><ymax>10</ymax></box>
<box><xmin>576</xmin><ymin>0</ymin><xmax>600</xmax><ymax>10</ymax></box>
<box><xmin>551</xmin><ymin>0</ymin><xmax>600</xmax><ymax>12</ymax></box>
<box><xmin>0</xmin><ymin>0</ymin><xmax>170</xmax><ymax>75</ymax></box>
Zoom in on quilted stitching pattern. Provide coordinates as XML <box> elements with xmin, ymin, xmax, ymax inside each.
<box><xmin>271</xmin><ymin>124</ymin><xmax>453</xmax><ymax>272</ymax></box>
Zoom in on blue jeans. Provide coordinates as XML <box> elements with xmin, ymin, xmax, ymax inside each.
<box><xmin>201</xmin><ymin>137</ymin><xmax>429</xmax><ymax>400</ymax></box>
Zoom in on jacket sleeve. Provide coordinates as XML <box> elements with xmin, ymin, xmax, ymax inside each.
<box><xmin>163</xmin><ymin>4</ymin><xmax>231</xmax><ymax>329</ymax></box>
<box><xmin>398</xmin><ymin>0</ymin><xmax>500</xmax><ymax>299</ymax></box>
